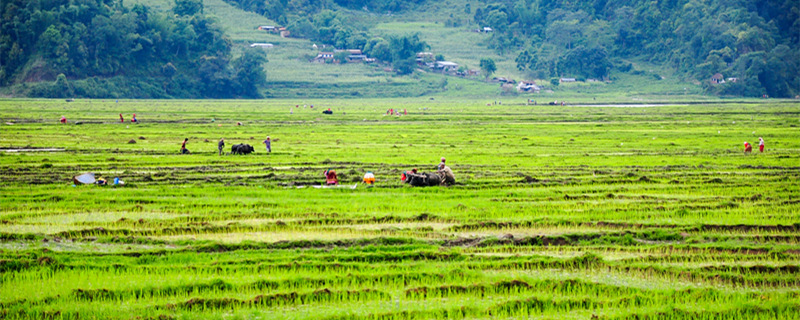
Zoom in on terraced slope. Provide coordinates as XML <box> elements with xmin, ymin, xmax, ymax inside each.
<box><xmin>1</xmin><ymin>99</ymin><xmax>799</xmax><ymax>319</ymax></box>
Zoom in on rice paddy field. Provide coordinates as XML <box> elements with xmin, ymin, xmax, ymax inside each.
<box><xmin>1</xmin><ymin>98</ymin><xmax>799</xmax><ymax>319</ymax></box>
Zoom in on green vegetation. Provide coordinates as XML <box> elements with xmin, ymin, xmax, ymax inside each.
<box><xmin>1</xmin><ymin>98</ymin><xmax>799</xmax><ymax>319</ymax></box>
<box><xmin>3</xmin><ymin>0</ymin><xmax>797</xmax><ymax>99</ymax></box>
<box><xmin>0</xmin><ymin>0</ymin><xmax>267</xmax><ymax>98</ymax></box>
<box><xmin>477</xmin><ymin>0</ymin><xmax>800</xmax><ymax>97</ymax></box>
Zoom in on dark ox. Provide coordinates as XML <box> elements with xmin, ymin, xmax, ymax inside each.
<box><xmin>405</xmin><ymin>172</ymin><xmax>441</xmax><ymax>187</ymax></box>
<box><xmin>231</xmin><ymin>144</ymin><xmax>254</xmax><ymax>155</ymax></box>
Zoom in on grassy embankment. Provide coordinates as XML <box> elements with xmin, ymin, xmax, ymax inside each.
<box><xmin>1</xmin><ymin>99</ymin><xmax>799</xmax><ymax>319</ymax></box>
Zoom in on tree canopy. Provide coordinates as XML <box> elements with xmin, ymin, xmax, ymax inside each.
<box><xmin>0</xmin><ymin>0</ymin><xmax>267</xmax><ymax>98</ymax></box>
<box><xmin>475</xmin><ymin>0</ymin><xmax>799</xmax><ymax>97</ymax></box>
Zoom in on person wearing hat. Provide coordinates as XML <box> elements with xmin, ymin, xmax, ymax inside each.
<box><xmin>744</xmin><ymin>141</ymin><xmax>752</xmax><ymax>154</ymax></box>
<box><xmin>401</xmin><ymin>168</ymin><xmax>417</xmax><ymax>183</ymax></box>
<box><xmin>758</xmin><ymin>137</ymin><xmax>765</xmax><ymax>153</ymax></box>
<box><xmin>437</xmin><ymin>157</ymin><xmax>446</xmax><ymax>171</ymax></box>
<box><xmin>363</xmin><ymin>171</ymin><xmax>375</xmax><ymax>186</ymax></box>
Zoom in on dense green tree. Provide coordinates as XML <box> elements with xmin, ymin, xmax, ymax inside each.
<box><xmin>0</xmin><ymin>0</ymin><xmax>267</xmax><ymax>98</ymax></box>
<box><xmin>364</xmin><ymin>37</ymin><xmax>392</xmax><ymax>62</ymax></box>
<box><xmin>233</xmin><ymin>48</ymin><xmax>268</xmax><ymax>98</ymax></box>
<box><xmin>480</xmin><ymin>58</ymin><xmax>496</xmax><ymax>80</ymax></box>
<box><xmin>173</xmin><ymin>0</ymin><xmax>203</xmax><ymax>16</ymax></box>
<box><xmin>388</xmin><ymin>34</ymin><xmax>428</xmax><ymax>74</ymax></box>
<box><xmin>54</xmin><ymin>73</ymin><xmax>73</xmax><ymax>97</ymax></box>
<box><xmin>476</xmin><ymin>0</ymin><xmax>800</xmax><ymax>97</ymax></box>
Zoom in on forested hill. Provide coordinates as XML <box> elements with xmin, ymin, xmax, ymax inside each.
<box><xmin>0</xmin><ymin>0</ymin><xmax>267</xmax><ymax>98</ymax></box>
<box><xmin>226</xmin><ymin>0</ymin><xmax>799</xmax><ymax>98</ymax></box>
<box><xmin>482</xmin><ymin>0</ymin><xmax>800</xmax><ymax>98</ymax></box>
<box><xmin>1</xmin><ymin>0</ymin><xmax>798</xmax><ymax>98</ymax></box>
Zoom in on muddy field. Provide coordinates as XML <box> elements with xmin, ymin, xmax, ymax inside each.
<box><xmin>1</xmin><ymin>99</ymin><xmax>799</xmax><ymax>319</ymax></box>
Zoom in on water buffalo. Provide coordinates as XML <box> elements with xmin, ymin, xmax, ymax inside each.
<box><xmin>231</xmin><ymin>144</ymin><xmax>254</xmax><ymax>155</ymax></box>
<box><xmin>406</xmin><ymin>172</ymin><xmax>441</xmax><ymax>187</ymax></box>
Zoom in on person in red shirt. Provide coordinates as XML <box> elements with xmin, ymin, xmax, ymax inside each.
<box><xmin>744</xmin><ymin>141</ymin><xmax>752</xmax><ymax>154</ymax></box>
<box><xmin>60</xmin><ymin>116</ymin><xmax>67</xmax><ymax>124</ymax></box>
<box><xmin>324</xmin><ymin>169</ymin><xmax>338</xmax><ymax>185</ymax></box>
<box><xmin>131</xmin><ymin>113</ymin><xmax>137</xmax><ymax>123</ymax></box>
<box><xmin>181</xmin><ymin>138</ymin><xmax>189</xmax><ymax>154</ymax></box>
<box><xmin>758</xmin><ymin>137</ymin><xmax>765</xmax><ymax>153</ymax></box>
<box><xmin>119</xmin><ymin>113</ymin><xmax>124</xmax><ymax>123</ymax></box>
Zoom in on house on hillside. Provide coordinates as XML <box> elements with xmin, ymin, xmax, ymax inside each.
<box><xmin>347</xmin><ymin>54</ymin><xmax>368</xmax><ymax>63</ymax></box>
<box><xmin>482</xmin><ymin>27</ymin><xmax>493</xmax><ymax>33</ymax></box>
<box><xmin>726</xmin><ymin>77</ymin><xmax>738</xmax><ymax>83</ymax></box>
<box><xmin>711</xmin><ymin>73</ymin><xmax>724</xmax><ymax>84</ymax></box>
<box><xmin>492</xmin><ymin>77</ymin><xmax>510</xmax><ymax>83</ymax></box>
<box><xmin>416</xmin><ymin>52</ymin><xmax>434</xmax><ymax>65</ymax></box>
<box><xmin>312</xmin><ymin>52</ymin><xmax>334</xmax><ymax>63</ymax></box>
<box><xmin>435</xmin><ymin>61</ymin><xmax>459</xmax><ymax>73</ymax></box>
<box><xmin>334</xmin><ymin>49</ymin><xmax>362</xmax><ymax>55</ymax></box>
<box><xmin>279</xmin><ymin>27</ymin><xmax>290</xmax><ymax>38</ymax></box>
<box><xmin>258</xmin><ymin>25</ymin><xmax>278</xmax><ymax>32</ymax></box>
<box><xmin>517</xmin><ymin>81</ymin><xmax>540</xmax><ymax>93</ymax></box>
<box><xmin>250</xmin><ymin>43</ymin><xmax>273</xmax><ymax>48</ymax></box>
<box><xmin>560</xmin><ymin>78</ymin><xmax>576</xmax><ymax>83</ymax></box>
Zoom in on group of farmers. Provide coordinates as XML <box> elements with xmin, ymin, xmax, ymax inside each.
<box><xmin>179</xmin><ymin>137</ymin><xmax>272</xmax><ymax>155</ymax></box>
<box><xmin>61</xmin><ymin>112</ymin><xmax>769</xmax><ymax>188</ymax></box>
<box><xmin>743</xmin><ymin>137</ymin><xmax>766</xmax><ymax>154</ymax></box>
<box><xmin>321</xmin><ymin>156</ymin><xmax>456</xmax><ymax>187</ymax></box>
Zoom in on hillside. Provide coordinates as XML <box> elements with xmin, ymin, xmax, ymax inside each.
<box><xmin>0</xmin><ymin>0</ymin><xmax>267</xmax><ymax>98</ymax></box>
<box><xmin>1</xmin><ymin>0</ymin><xmax>797</xmax><ymax>99</ymax></box>
<box><xmin>220</xmin><ymin>0</ymin><xmax>800</xmax><ymax>98</ymax></box>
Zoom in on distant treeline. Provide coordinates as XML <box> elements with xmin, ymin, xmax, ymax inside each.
<box><xmin>473</xmin><ymin>0</ymin><xmax>799</xmax><ymax>97</ymax></box>
<box><xmin>0</xmin><ymin>0</ymin><xmax>267</xmax><ymax>98</ymax></box>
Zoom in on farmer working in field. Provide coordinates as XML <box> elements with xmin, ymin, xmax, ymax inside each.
<box><xmin>324</xmin><ymin>169</ymin><xmax>338</xmax><ymax>185</ymax></box>
<box><xmin>363</xmin><ymin>171</ymin><xmax>375</xmax><ymax>185</ymax></box>
<box><xmin>131</xmin><ymin>113</ymin><xmax>137</xmax><ymax>123</ymax></box>
<box><xmin>744</xmin><ymin>141</ymin><xmax>752</xmax><ymax>154</ymax></box>
<box><xmin>437</xmin><ymin>157</ymin><xmax>446</xmax><ymax>171</ymax></box>
<box><xmin>60</xmin><ymin>116</ymin><xmax>67</xmax><ymax>124</ymax></box>
<box><xmin>218</xmin><ymin>138</ymin><xmax>225</xmax><ymax>156</ymax></box>
<box><xmin>401</xmin><ymin>168</ymin><xmax>418</xmax><ymax>183</ymax></box>
<box><xmin>181</xmin><ymin>138</ymin><xmax>189</xmax><ymax>154</ymax></box>
<box><xmin>438</xmin><ymin>165</ymin><xmax>456</xmax><ymax>186</ymax></box>
<box><xmin>263</xmin><ymin>136</ymin><xmax>272</xmax><ymax>153</ymax></box>
<box><xmin>759</xmin><ymin>137</ymin><xmax>765</xmax><ymax>153</ymax></box>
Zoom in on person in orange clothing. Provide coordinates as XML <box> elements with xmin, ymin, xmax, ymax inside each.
<box><xmin>363</xmin><ymin>171</ymin><xmax>375</xmax><ymax>185</ymax></box>
<box><xmin>744</xmin><ymin>141</ymin><xmax>752</xmax><ymax>154</ymax></box>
